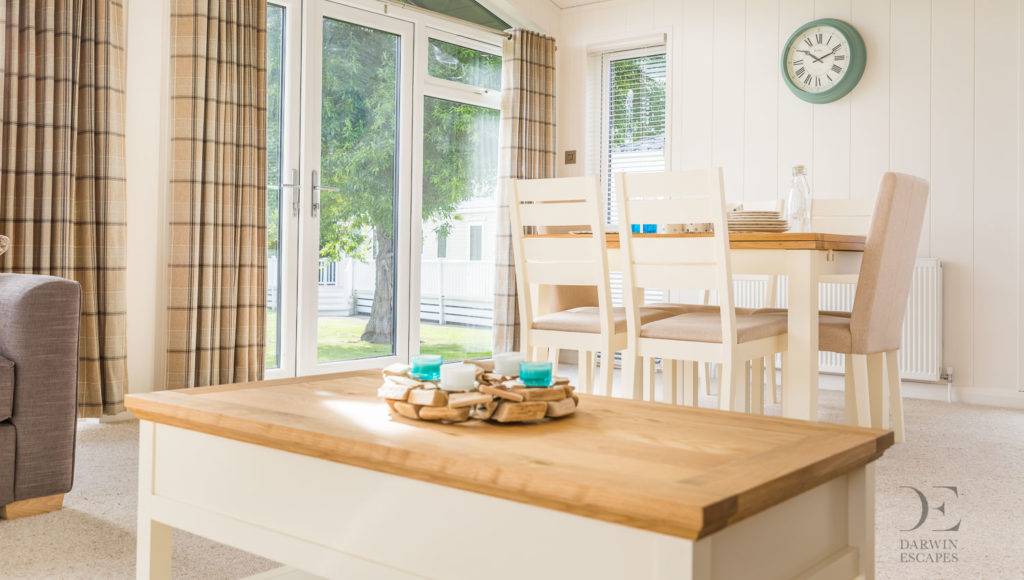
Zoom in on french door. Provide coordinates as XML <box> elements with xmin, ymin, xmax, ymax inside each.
<box><xmin>267</xmin><ymin>0</ymin><xmax>502</xmax><ymax>379</ymax></box>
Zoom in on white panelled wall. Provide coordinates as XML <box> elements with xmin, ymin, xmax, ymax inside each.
<box><xmin>554</xmin><ymin>0</ymin><xmax>1024</xmax><ymax>405</ymax></box>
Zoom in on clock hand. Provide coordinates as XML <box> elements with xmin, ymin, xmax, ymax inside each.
<box><xmin>797</xmin><ymin>50</ymin><xmax>827</xmax><ymax>63</ymax></box>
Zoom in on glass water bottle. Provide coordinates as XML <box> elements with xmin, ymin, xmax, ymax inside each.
<box><xmin>786</xmin><ymin>165</ymin><xmax>811</xmax><ymax>233</ymax></box>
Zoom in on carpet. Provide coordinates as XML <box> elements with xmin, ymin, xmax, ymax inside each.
<box><xmin>1</xmin><ymin>380</ymin><xmax>1022</xmax><ymax>579</ymax></box>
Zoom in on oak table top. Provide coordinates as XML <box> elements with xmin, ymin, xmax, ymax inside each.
<box><xmin>528</xmin><ymin>231</ymin><xmax>867</xmax><ymax>252</ymax></box>
<box><xmin>126</xmin><ymin>369</ymin><xmax>892</xmax><ymax>541</ymax></box>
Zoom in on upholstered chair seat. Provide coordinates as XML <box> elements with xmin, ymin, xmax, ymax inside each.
<box><xmin>532</xmin><ymin>305</ymin><xmax>686</xmax><ymax>335</ymax></box>
<box><xmin>640</xmin><ymin>309</ymin><xmax>787</xmax><ymax>344</ymax></box>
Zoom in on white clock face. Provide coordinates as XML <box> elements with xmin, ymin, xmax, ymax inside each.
<box><xmin>785</xmin><ymin>26</ymin><xmax>851</xmax><ymax>93</ymax></box>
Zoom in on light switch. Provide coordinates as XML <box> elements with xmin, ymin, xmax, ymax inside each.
<box><xmin>564</xmin><ymin>150</ymin><xmax>577</xmax><ymax>164</ymax></box>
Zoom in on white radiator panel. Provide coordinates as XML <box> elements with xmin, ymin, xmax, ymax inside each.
<box><xmin>733</xmin><ymin>259</ymin><xmax>943</xmax><ymax>382</ymax></box>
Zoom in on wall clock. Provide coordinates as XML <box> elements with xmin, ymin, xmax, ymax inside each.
<box><xmin>781</xmin><ymin>18</ymin><xmax>866</xmax><ymax>104</ymax></box>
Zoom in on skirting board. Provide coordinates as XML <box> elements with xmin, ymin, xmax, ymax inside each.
<box><xmin>817</xmin><ymin>373</ymin><xmax>1024</xmax><ymax>410</ymax></box>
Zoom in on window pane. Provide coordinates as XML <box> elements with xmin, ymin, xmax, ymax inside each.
<box><xmin>317</xmin><ymin>18</ymin><xmax>401</xmax><ymax>363</ymax></box>
<box><xmin>427</xmin><ymin>38</ymin><xmax>501</xmax><ymax>91</ymax></box>
<box><xmin>420</xmin><ymin>96</ymin><xmax>499</xmax><ymax>362</ymax></box>
<box><xmin>265</xmin><ymin>3</ymin><xmax>285</xmax><ymax>370</ymax></box>
<box><xmin>469</xmin><ymin>225</ymin><xmax>482</xmax><ymax>260</ymax></box>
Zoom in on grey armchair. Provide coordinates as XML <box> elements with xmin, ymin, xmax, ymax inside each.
<box><xmin>0</xmin><ymin>274</ymin><xmax>81</xmax><ymax>519</ymax></box>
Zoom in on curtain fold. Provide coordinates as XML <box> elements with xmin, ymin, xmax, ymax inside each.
<box><xmin>0</xmin><ymin>0</ymin><xmax>128</xmax><ymax>417</ymax></box>
<box><xmin>166</xmin><ymin>0</ymin><xmax>267</xmax><ymax>389</ymax></box>
<box><xmin>493</xmin><ymin>30</ymin><xmax>557</xmax><ymax>354</ymax></box>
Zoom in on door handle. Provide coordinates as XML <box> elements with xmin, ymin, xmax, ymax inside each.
<box><xmin>311</xmin><ymin>170</ymin><xmax>339</xmax><ymax>218</ymax></box>
<box><xmin>281</xmin><ymin>169</ymin><xmax>301</xmax><ymax>217</ymax></box>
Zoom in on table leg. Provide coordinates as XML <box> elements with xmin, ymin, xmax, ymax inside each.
<box><xmin>137</xmin><ymin>421</ymin><xmax>172</xmax><ymax>580</ymax></box>
<box><xmin>783</xmin><ymin>251</ymin><xmax>820</xmax><ymax>420</ymax></box>
<box><xmin>848</xmin><ymin>464</ymin><xmax>876</xmax><ymax>580</ymax></box>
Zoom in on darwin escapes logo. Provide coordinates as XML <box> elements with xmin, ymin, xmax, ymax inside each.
<box><xmin>898</xmin><ymin>486</ymin><xmax>962</xmax><ymax>564</ymax></box>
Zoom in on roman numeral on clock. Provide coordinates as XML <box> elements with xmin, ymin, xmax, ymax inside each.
<box><xmin>815</xmin><ymin>33</ymin><xmax>823</xmax><ymax>44</ymax></box>
<box><xmin>804</xmin><ymin>74</ymin><xmax>812</xmax><ymax>85</ymax></box>
<box><xmin>831</xmin><ymin>64</ymin><xmax>843</xmax><ymax>74</ymax></box>
<box><xmin>804</xmin><ymin>37</ymin><xmax>813</xmax><ymax>47</ymax></box>
<box><xmin>835</xmin><ymin>54</ymin><xmax>846</xmax><ymax>61</ymax></box>
<box><xmin>793</xmin><ymin>59</ymin><xmax>804</xmax><ymax>66</ymax></box>
<box><xmin>795</xmin><ymin>67</ymin><xmax>805</xmax><ymax>78</ymax></box>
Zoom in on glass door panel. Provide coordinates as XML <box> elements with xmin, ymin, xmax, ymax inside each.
<box><xmin>417</xmin><ymin>94</ymin><xmax>498</xmax><ymax>362</ymax></box>
<box><xmin>299</xmin><ymin>3</ymin><xmax>412</xmax><ymax>375</ymax></box>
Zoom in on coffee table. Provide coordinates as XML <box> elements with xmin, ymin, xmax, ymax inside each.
<box><xmin>126</xmin><ymin>369</ymin><xmax>892</xmax><ymax>580</ymax></box>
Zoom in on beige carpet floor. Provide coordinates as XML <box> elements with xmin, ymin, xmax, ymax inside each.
<box><xmin>1</xmin><ymin>378</ymin><xmax>1022</xmax><ymax>579</ymax></box>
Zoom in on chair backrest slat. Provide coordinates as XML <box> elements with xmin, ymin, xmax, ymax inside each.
<box><xmin>518</xmin><ymin>201</ymin><xmax>593</xmax><ymax>227</ymax></box>
<box><xmin>811</xmin><ymin>198</ymin><xmax>875</xmax><ymax>236</ymax></box>
<box><xmin>626</xmin><ymin>198</ymin><xmax>714</xmax><ymax>225</ymax></box>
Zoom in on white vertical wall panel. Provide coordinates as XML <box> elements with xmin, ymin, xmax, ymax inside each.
<box><xmin>890</xmin><ymin>0</ymin><xmax>932</xmax><ymax>257</ymax></box>
<box><xmin>712</xmin><ymin>0</ymin><xmax>747</xmax><ymax>201</ymax></box>
<box><xmin>680</xmin><ymin>0</ymin><xmax>715</xmax><ymax>170</ymax></box>
<box><xmin>778</xmin><ymin>0</ymin><xmax>816</xmax><ymax>196</ymax></box>
<box><xmin>810</xmin><ymin>0</ymin><xmax>852</xmax><ymax>198</ymax></box>
<box><xmin>973</xmin><ymin>0</ymin><xmax>1019</xmax><ymax>391</ymax></box>
<box><xmin>743</xmin><ymin>0</ymin><xmax>779</xmax><ymax>204</ymax></box>
<box><xmin>848</xmin><ymin>0</ymin><xmax>890</xmax><ymax>198</ymax></box>
<box><xmin>930</xmin><ymin>0</ymin><xmax>975</xmax><ymax>390</ymax></box>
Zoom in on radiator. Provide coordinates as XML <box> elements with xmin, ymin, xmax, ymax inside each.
<box><xmin>734</xmin><ymin>258</ymin><xmax>943</xmax><ymax>382</ymax></box>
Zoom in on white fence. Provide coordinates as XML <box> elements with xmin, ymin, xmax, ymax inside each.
<box><xmin>267</xmin><ymin>256</ymin><xmax>494</xmax><ymax>327</ymax></box>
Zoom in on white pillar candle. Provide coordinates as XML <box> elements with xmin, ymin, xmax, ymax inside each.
<box><xmin>493</xmin><ymin>352</ymin><xmax>524</xmax><ymax>376</ymax></box>
<box><xmin>439</xmin><ymin>363</ymin><xmax>477</xmax><ymax>391</ymax></box>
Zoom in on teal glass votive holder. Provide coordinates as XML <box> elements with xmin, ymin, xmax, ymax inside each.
<box><xmin>410</xmin><ymin>355</ymin><xmax>443</xmax><ymax>381</ymax></box>
<box><xmin>519</xmin><ymin>361</ymin><xmax>553</xmax><ymax>387</ymax></box>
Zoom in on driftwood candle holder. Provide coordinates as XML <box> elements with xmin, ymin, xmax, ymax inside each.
<box><xmin>376</xmin><ymin>359</ymin><xmax>579</xmax><ymax>424</ymax></box>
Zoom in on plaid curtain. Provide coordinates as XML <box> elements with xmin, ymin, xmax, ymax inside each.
<box><xmin>166</xmin><ymin>0</ymin><xmax>267</xmax><ymax>389</ymax></box>
<box><xmin>493</xmin><ymin>30</ymin><xmax>557</xmax><ymax>353</ymax></box>
<box><xmin>0</xmin><ymin>0</ymin><xmax>128</xmax><ymax>417</ymax></box>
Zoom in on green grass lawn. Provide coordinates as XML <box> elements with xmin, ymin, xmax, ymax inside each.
<box><xmin>265</xmin><ymin>309</ymin><xmax>491</xmax><ymax>368</ymax></box>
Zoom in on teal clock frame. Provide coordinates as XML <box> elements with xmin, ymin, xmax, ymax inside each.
<box><xmin>781</xmin><ymin>18</ymin><xmax>866</xmax><ymax>104</ymax></box>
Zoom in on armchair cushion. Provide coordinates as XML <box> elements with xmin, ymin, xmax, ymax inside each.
<box><xmin>0</xmin><ymin>424</ymin><xmax>14</xmax><ymax>506</ymax></box>
<box><xmin>0</xmin><ymin>356</ymin><xmax>12</xmax><ymax>421</ymax></box>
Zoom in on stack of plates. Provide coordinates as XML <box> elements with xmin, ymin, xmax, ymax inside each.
<box><xmin>727</xmin><ymin>211</ymin><xmax>789</xmax><ymax>232</ymax></box>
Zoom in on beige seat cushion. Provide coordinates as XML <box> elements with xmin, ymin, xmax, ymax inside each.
<box><xmin>640</xmin><ymin>310</ymin><xmax>787</xmax><ymax>344</ymax></box>
<box><xmin>532</xmin><ymin>306</ymin><xmax>679</xmax><ymax>334</ymax></box>
<box><xmin>755</xmin><ymin>309</ymin><xmax>855</xmax><ymax>353</ymax></box>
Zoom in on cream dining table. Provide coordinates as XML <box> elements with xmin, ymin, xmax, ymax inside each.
<box><xmin>531</xmin><ymin>231</ymin><xmax>866</xmax><ymax>421</ymax></box>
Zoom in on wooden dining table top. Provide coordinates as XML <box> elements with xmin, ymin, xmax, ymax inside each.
<box><xmin>528</xmin><ymin>231</ymin><xmax>866</xmax><ymax>252</ymax></box>
<box><xmin>126</xmin><ymin>369</ymin><xmax>892</xmax><ymax>541</ymax></box>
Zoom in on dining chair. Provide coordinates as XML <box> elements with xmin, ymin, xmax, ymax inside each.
<box><xmin>771</xmin><ymin>173</ymin><xmax>928</xmax><ymax>441</ymax></box>
<box><xmin>508</xmin><ymin>175</ymin><xmax>683</xmax><ymax>396</ymax></box>
<box><xmin>616</xmin><ymin>168</ymin><xmax>788</xmax><ymax>413</ymax></box>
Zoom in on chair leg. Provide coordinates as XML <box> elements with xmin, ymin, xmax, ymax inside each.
<box><xmin>624</xmin><ymin>354</ymin><xmax>644</xmax><ymax>400</ymax></box>
<box><xmin>867</xmin><ymin>352</ymin><xmax>887</xmax><ymax>430</ymax></box>
<box><xmin>886</xmin><ymin>350</ymin><xmax>905</xmax><ymax>443</ymax></box>
<box><xmin>662</xmin><ymin>359</ymin><xmax>677</xmax><ymax>404</ymax></box>
<box><xmin>683</xmin><ymin>361</ymin><xmax>698</xmax><ymax>407</ymax></box>
<box><xmin>549</xmin><ymin>348</ymin><xmax>561</xmax><ymax>377</ymax></box>
<box><xmin>577</xmin><ymin>350</ymin><xmax>593</xmax><ymax>395</ymax></box>
<box><xmin>844</xmin><ymin>356</ymin><xmax>857</xmax><ymax>426</ymax></box>
<box><xmin>598</xmin><ymin>350</ymin><xmax>613</xmax><ymax>397</ymax></box>
<box><xmin>768</xmin><ymin>354</ymin><xmax>779</xmax><ymax>404</ymax></box>
<box><xmin>642</xmin><ymin>357</ymin><xmax>656</xmax><ymax>402</ymax></box>
<box><xmin>849</xmin><ymin>354</ymin><xmax>872</xmax><ymax>428</ymax></box>
<box><xmin>719</xmin><ymin>359</ymin><xmax>746</xmax><ymax>411</ymax></box>
<box><xmin>750</xmin><ymin>357</ymin><xmax>765</xmax><ymax>415</ymax></box>
<box><xmin>703</xmin><ymin>362</ymin><xmax>713</xmax><ymax>396</ymax></box>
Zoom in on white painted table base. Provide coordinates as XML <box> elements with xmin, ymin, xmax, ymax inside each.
<box><xmin>136</xmin><ymin>421</ymin><xmax>876</xmax><ymax>580</ymax></box>
<box><xmin>605</xmin><ymin>247</ymin><xmax>862</xmax><ymax>421</ymax></box>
